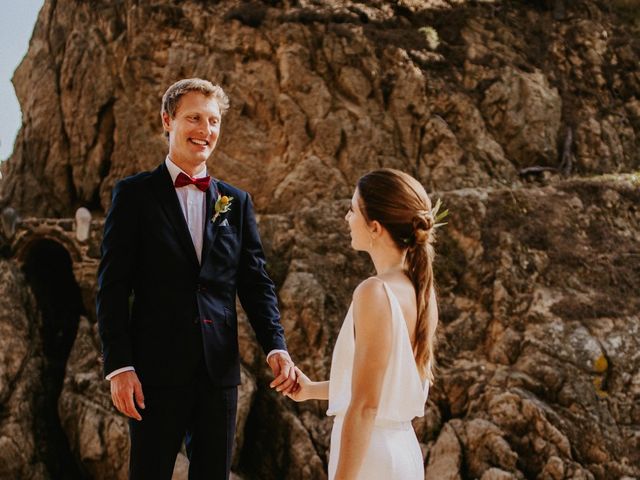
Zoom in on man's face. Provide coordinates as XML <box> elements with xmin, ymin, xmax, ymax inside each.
<box><xmin>162</xmin><ymin>91</ymin><xmax>221</xmax><ymax>169</ymax></box>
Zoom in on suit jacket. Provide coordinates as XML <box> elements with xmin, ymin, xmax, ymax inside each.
<box><xmin>97</xmin><ymin>163</ymin><xmax>286</xmax><ymax>387</ymax></box>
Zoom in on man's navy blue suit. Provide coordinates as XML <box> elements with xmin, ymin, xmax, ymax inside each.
<box><xmin>97</xmin><ymin>162</ymin><xmax>287</xmax><ymax>479</ymax></box>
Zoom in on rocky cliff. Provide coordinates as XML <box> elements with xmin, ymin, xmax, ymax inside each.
<box><xmin>0</xmin><ymin>0</ymin><xmax>638</xmax><ymax>479</ymax></box>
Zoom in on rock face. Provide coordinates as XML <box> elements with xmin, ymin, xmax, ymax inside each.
<box><xmin>0</xmin><ymin>260</ymin><xmax>49</xmax><ymax>480</ymax></box>
<box><xmin>0</xmin><ymin>0</ymin><xmax>639</xmax><ymax>479</ymax></box>
<box><xmin>3</xmin><ymin>0</ymin><xmax>639</xmax><ymax>217</ymax></box>
<box><xmin>430</xmin><ymin>176</ymin><xmax>640</xmax><ymax>479</ymax></box>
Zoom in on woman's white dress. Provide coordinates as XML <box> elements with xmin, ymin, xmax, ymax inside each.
<box><xmin>326</xmin><ymin>282</ymin><xmax>429</xmax><ymax>480</ymax></box>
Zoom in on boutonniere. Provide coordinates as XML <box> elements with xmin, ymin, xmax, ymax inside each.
<box><xmin>211</xmin><ymin>194</ymin><xmax>233</xmax><ymax>223</ymax></box>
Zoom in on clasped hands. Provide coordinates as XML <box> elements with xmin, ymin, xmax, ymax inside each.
<box><xmin>268</xmin><ymin>353</ymin><xmax>315</xmax><ymax>402</ymax></box>
<box><xmin>266</xmin><ymin>351</ymin><xmax>297</xmax><ymax>395</ymax></box>
<box><xmin>267</xmin><ymin>357</ymin><xmax>314</xmax><ymax>403</ymax></box>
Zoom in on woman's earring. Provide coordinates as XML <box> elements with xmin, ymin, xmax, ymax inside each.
<box><xmin>369</xmin><ymin>236</ymin><xmax>374</xmax><ymax>248</ymax></box>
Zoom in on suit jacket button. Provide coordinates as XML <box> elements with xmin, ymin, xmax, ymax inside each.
<box><xmin>193</xmin><ymin>317</ymin><xmax>199</xmax><ymax>325</ymax></box>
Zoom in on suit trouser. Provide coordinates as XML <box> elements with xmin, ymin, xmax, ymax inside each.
<box><xmin>128</xmin><ymin>364</ymin><xmax>238</xmax><ymax>480</ymax></box>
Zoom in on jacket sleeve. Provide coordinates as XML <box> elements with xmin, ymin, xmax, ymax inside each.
<box><xmin>97</xmin><ymin>180</ymin><xmax>138</xmax><ymax>377</ymax></box>
<box><xmin>237</xmin><ymin>193</ymin><xmax>287</xmax><ymax>355</ymax></box>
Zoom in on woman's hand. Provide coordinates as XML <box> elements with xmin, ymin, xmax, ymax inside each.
<box><xmin>287</xmin><ymin>367</ymin><xmax>313</xmax><ymax>402</ymax></box>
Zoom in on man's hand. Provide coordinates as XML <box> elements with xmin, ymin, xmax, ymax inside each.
<box><xmin>267</xmin><ymin>351</ymin><xmax>296</xmax><ymax>395</ymax></box>
<box><xmin>110</xmin><ymin>370</ymin><xmax>145</xmax><ymax>421</ymax></box>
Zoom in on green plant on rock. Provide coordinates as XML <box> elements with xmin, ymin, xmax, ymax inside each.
<box><xmin>419</xmin><ymin>26</ymin><xmax>440</xmax><ymax>51</ymax></box>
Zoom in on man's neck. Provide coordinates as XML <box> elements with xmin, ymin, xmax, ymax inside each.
<box><xmin>168</xmin><ymin>156</ymin><xmax>207</xmax><ymax>177</ymax></box>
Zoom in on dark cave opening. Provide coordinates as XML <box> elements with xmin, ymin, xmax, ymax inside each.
<box><xmin>22</xmin><ymin>238</ymin><xmax>88</xmax><ymax>480</ymax></box>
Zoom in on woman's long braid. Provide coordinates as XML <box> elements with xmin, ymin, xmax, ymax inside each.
<box><xmin>406</xmin><ymin>212</ymin><xmax>436</xmax><ymax>381</ymax></box>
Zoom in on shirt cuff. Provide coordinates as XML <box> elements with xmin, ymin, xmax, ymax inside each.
<box><xmin>106</xmin><ymin>366</ymin><xmax>135</xmax><ymax>381</ymax></box>
<box><xmin>266</xmin><ymin>349</ymin><xmax>289</xmax><ymax>364</ymax></box>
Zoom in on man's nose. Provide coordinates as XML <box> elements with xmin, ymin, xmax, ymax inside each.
<box><xmin>195</xmin><ymin>121</ymin><xmax>206</xmax><ymax>135</ymax></box>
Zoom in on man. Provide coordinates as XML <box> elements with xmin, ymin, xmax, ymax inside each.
<box><xmin>97</xmin><ymin>78</ymin><xmax>295</xmax><ymax>479</ymax></box>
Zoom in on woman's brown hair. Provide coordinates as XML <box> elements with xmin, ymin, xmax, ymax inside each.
<box><xmin>357</xmin><ymin>168</ymin><xmax>438</xmax><ymax>381</ymax></box>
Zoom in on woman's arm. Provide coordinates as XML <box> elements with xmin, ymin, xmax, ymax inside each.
<box><xmin>305</xmin><ymin>380</ymin><xmax>330</xmax><ymax>401</ymax></box>
<box><xmin>334</xmin><ymin>278</ymin><xmax>393</xmax><ymax>480</ymax></box>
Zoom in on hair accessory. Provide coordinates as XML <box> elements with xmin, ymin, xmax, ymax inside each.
<box><xmin>403</xmin><ymin>199</ymin><xmax>449</xmax><ymax>247</ymax></box>
<box><xmin>431</xmin><ymin>198</ymin><xmax>449</xmax><ymax>229</ymax></box>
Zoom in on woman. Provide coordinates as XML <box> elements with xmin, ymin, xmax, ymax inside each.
<box><xmin>286</xmin><ymin>168</ymin><xmax>441</xmax><ymax>479</ymax></box>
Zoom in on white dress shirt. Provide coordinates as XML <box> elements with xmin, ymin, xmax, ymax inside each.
<box><xmin>165</xmin><ymin>156</ymin><xmax>207</xmax><ymax>263</ymax></box>
<box><xmin>106</xmin><ymin>157</ymin><xmax>286</xmax><ymax>380</ymax></box>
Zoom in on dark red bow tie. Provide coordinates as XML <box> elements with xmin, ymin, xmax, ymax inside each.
<box><xmin>174</xmin><ymin>172</ymin><xmax>211</xmax><ymax>192</ymax></box>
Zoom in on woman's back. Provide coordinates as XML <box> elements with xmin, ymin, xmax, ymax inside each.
<box><xmin>379</xmin><ymin>272</ymin><xmax>419</xmax><ymax>346</ymax></box>
<box><xmin>327</xmin><ymin>276</ymin><xmax>429</xmax><ymax>423</ymax></box>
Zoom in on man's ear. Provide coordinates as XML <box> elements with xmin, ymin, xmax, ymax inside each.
<box><xmin>161</xmin><ymin>112</ymin><xmax>172</xmax><ymax>132</ymax></box>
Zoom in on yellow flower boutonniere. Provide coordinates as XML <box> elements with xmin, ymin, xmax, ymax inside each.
<box><xmin>212</xmin><ymin>194</ymin><xmax>233</xmax><ymax>223</ymax></box>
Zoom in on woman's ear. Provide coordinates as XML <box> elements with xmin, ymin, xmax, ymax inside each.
<box><xmin>370</xmin><ymin>220</ymin><xmax>383</xmax><ymax>238</ymax></box>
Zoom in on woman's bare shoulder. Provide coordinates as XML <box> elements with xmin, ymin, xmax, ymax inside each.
<box><xmin>353</xmin><ymin>276</ymin><xmax>386</xmax><ymax>301</ymax></box>
<box><xmin>352</xmin><ymin>277</ymin><xmax>391</xmax><ymax>324</ymax></box>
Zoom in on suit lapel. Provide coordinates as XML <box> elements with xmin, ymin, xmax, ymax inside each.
<box><xmin>149</xmin><ymin>163</ymin><xmax>200</xmax><ymax>269</ymax></box>
<box><xmin>201</xmin><ymin>179</ymin><xmax>221</xmax><ymax>268</ymax></box>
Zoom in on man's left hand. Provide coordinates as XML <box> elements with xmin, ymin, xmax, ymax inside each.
<box><xmin>268</xmin><ymin>351</ymin><xmax>296</xmax><ymax>394</ymax></box>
